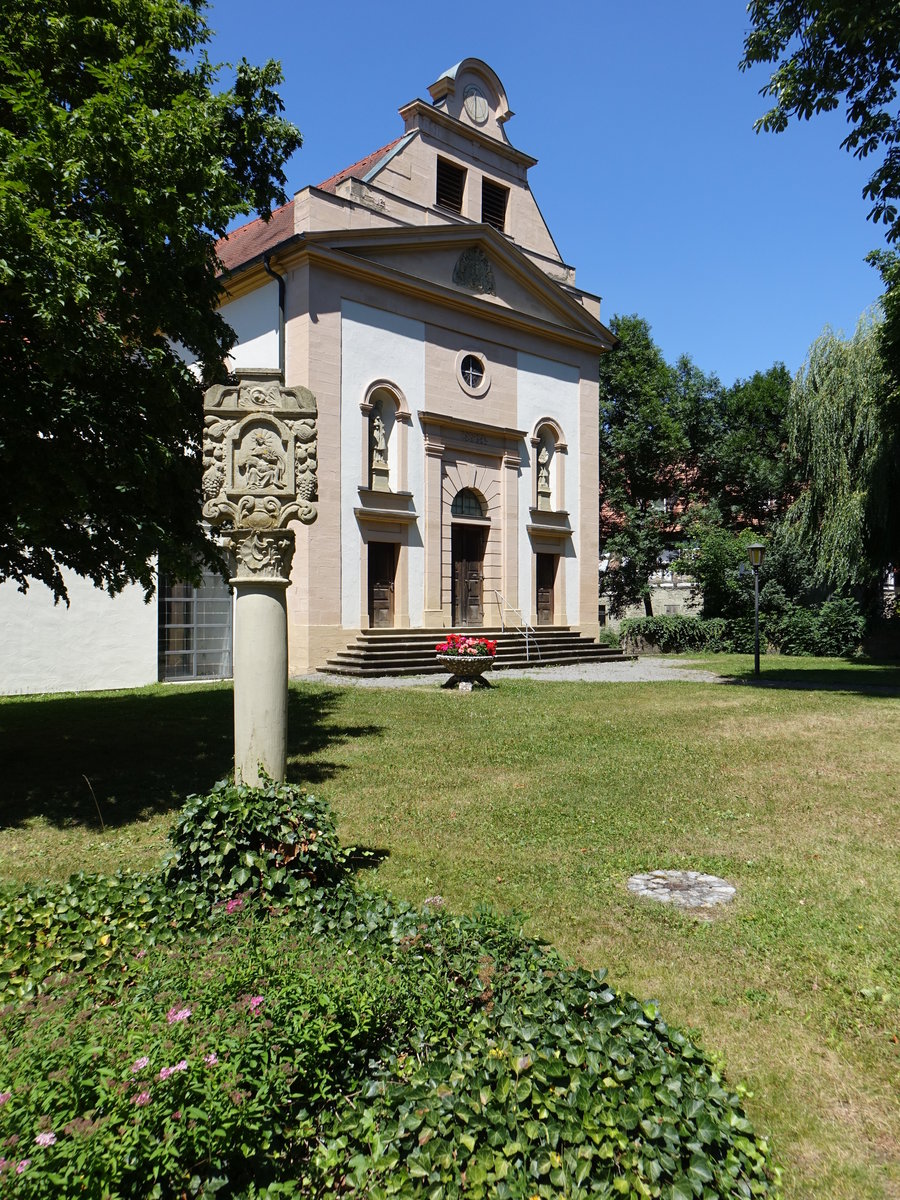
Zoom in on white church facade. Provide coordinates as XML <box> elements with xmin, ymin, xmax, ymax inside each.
<box><xmin>1</xmin><ymin>59</ymin><xmax>614</xmax><ymax>693</ymax></box>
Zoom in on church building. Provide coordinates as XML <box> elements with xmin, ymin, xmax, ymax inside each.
<box><xmin>1</xmin><ymin>58</ymin><xmax>615</xmax><ymax>693</ymax></box>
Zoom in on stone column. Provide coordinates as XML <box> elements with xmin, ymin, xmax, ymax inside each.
<box><xmin>230</xmin><ymin>529</ymin><xmax>294</xmax><ymax>785</ymax></box>
<box><xmin>202</xmin><ymin>371</ymin><xmax>318</xmax><ymax>785</ymax></box>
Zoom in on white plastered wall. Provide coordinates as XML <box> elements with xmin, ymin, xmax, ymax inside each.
<box><xmin>0</xmin><ymin>573</ymin><xmax>157</xmax><ymax>695</ymax></box>
<box><xmin>516</xmin><ymin>352</ymin><xmax>581</xmax><ymax>623</ymax></box>
<box><xmin>340</xmin><ymin>301</ymin><xmax>425</xmax><ymax>627</ymax></box>
<box><xmin>175</xmin><ymin>281</ymin><xmax>279</xmax><ymax>372</ymax></box>
<box><xmin>222</xmin><ymin>282</ymin><xmax>279</xmax><ymax>371</ymax></box>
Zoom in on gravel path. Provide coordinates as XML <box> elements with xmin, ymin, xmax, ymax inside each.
<box><xmin>305</xmin><ymin>656</ymin><xmax>723</xmax><ymax>688</ymax></box>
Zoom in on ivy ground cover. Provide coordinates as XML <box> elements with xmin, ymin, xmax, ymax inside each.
<box><xmin>0</xmin><ymin>780</ymin><xmax>775</xmax><ymax>1197</ymax></box>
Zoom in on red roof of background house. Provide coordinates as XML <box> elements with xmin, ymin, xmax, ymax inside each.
<box><xmin>216</xmin><ymin>136</ymin><xmax>405</xmax><ymax>273</ymax></box>
<box><xmin>316</xmin><ymin>136</ymin><xmax>404</xmax><ymax>194</ymax></box>
<box><xmin>216</xmin><ymin>201</ymin><xmax>295</xmax><ymax>272</ymax></box>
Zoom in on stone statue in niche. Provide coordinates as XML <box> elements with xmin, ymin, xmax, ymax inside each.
<box><xmin>369</xmin><ymin>401</ymin><xmax>390</xmax><ymax>492</ymax></box>
<box><xmin>537</xmin><ymin>440</ymin><xmax>552</xmax><ymax>511</ymax></box>
<box><xmin>452</xmin><ymin>247</ymin><xmax>496</xmax><ymax>296</ymax></box>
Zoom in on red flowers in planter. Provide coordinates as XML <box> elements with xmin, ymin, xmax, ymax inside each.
<box><xmin>435</xmin><ymin>634</ymin><xmax>497</xmax><ymax>657</ymax></box>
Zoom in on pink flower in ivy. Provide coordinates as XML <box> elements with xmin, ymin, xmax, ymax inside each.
<box><xmin>166</xmin><ymin>1006</ymin><xmax>191</xmax><ymax>1024</ymax></box>
<box><xmin>204</xmin><ymin>1053</ymin><xmax>218</xmax><ymax>1067</ymax></box>
<box><xmin>248</xmin><ymin>996</ymin><xmax>264</xmax><ymax>1013</ymax></box>
<box><xmin>0</xmin><ymin>1092</ymin><xmax>10</xmax><ymax>1106</ymax></box>
<box><xmin>225</xmin><ymin>896</ymin><xmax>244</xmax><ymax>914</ymax></box>
<box><xmin>34</xmin><ymin>1133</ymin><xmax>56</xmax><ymax>1147</ymax></box>
<box><xmin>16</xmin><ymin>1160</ymin><xmax>31</xmax><ymax>1174</ymax></box>
<box><xmin>133</xmin><ymin>1091</ymin><xmax>151</xmax><ymax>1107</ymax></box>
<box><xmin>131</xmin><ymin>1057</ymin><xmax>150</xmax><ymax>1073</ymax></box>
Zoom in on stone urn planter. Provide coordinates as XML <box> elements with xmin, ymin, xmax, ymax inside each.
<box><xmin>435</xmin><ymin>635</ymin><xmax>497</xmax><ymax>690</ymax></box>
<box><xmin>437</xmin><ymin>654</ymin><xmax>495</xmax><ymax>690</ymax></box>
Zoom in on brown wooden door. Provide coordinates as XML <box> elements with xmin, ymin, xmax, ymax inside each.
<box><xmin>452</xmin><ymin>525</ymin><xmax>486</xmax><ymax>627</ymax></box>
<box><xmin>536</xmin><ymin>553</ymin><xmax>556</xmax><ymax>626</ymax></box>
<box><xmin>368</xmin><ymin>542</ymin><xmax>396</xmax><ymax>628</ymax></box>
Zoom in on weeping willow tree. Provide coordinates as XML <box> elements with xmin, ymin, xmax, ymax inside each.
<box><xmin>788</xmin><ymin>314</ymin><xmax>899</xmax><ymax>599</ymax></box>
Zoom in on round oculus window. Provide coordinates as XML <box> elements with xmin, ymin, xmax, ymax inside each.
<box><xmin>460</xmin><ymin>354</ymin><xmax>484</xmax><ymax>389</ymax></box>
<box><xmin>455</xmin><ymin>349</ymin><xmax>490</xmax><ymax>397</ymax></box>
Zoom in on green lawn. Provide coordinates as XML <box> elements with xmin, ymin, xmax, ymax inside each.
<box><xmin>1</xmin><ymin>657</ymin><xmax>898</xmax><ymax>1200</ymax></box>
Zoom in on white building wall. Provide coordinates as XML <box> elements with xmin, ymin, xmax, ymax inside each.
<box><xmin>516</xmin><ymin>352</ymin><xmax>581</xmax><ymax>623</ymax></box>
<box><xmin>340</xmin><ymin>301</ymin><xmax>426</xmax><ymax>627</ymax></box>
<box><xmin>0</xmin><ymin>573</ymin><xmax>157</xmax><ymax>695</ymax></box>
<box><xmin>176</xmin><ymin>282</ymin><xmax>279</xmax><ymax>371</ymax></box>
<box><xmin>222</xmin><ymin>282</ymin><xmax>280</xmax><ymax>371</ymax></box>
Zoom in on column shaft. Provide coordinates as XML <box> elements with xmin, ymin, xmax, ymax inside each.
<box><xmin>232</xmin><ymin>579</ymin><xmax>290</xmax><ymax>785</ymax></box>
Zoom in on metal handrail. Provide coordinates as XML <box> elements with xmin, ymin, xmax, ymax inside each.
<box><xmin>492</xmin><ymin>590</ymin><xmax>541</xmax><ymax>662</ymax></box>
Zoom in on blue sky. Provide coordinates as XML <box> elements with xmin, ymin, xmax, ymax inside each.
<box><xmin>205</xmin><ymin>0</ymin><xmax>885</xmax><ymax>387</ymax></box>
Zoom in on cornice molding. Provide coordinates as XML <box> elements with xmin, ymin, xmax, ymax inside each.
<box><xmin>398</xmin><ymin>100</ymin><xmax>537</xmax><ymax>169</ymax></box>
<box><xmin>277</xmin><ymin>241</ymin><xmax>613</xmax><ymax>352</ymax></box>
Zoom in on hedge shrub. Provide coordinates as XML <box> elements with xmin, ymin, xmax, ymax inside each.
<box><xmin>622</xmin><ymin>599</ymin><xmax>864</xmax><ymax>658</ymax></box>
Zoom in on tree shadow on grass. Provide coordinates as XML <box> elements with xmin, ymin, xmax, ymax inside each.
<box><xmin>717</xmin><ymin>658</ymin><xmax>900</xmax><ymax>697</ymax></box>
<box><xmin>0</xmin><ymin>684</ymin><xmax>383</xmax><ymax>831</ymax></box>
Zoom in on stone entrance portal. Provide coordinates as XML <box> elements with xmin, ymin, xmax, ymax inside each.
<box><xmin>368</xmin><ymin>542</ymin><xmax>397</xmax><ymax>627</ymax></box>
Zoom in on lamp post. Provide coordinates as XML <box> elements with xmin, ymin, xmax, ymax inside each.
<box><xmin>747</xmin><ymin>542</ymin><xmax>765</xmax><ymax>677</ymax></box>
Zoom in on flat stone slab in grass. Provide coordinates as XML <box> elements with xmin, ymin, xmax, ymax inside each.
<box><xmin>627</xmin><ymin>870</ymin><xmax>736</xmax><ymax>911</ymax></box>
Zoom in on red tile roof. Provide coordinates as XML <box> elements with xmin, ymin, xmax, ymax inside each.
<box><xmin>217</xmin><ymin>135</ymin><xmax>404</xmax><ymax>273</ymax></box>
<box><xmin>216</xmin><ymin>201</ymin><xmax>295</xmax><ymax>272</ymax></box>
<box><xmin>316</xmin><ymin>136</ymin><xmax>405</xmax><ymax>194</ymax></box>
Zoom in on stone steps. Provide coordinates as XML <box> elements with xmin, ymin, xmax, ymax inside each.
<box><xmin>319</xmin><ymin>627</ymin><xmax>631</xmax><ymax>677</ymax></box>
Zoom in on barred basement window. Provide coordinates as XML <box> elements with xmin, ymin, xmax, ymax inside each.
<box><xmin>158</xmin><ymin>570</ymin><xmax>233</xmax><ymax>682</ymax></box>
<box><xmin>436</xmin><ymin>158</ymin><xmax>465</xmax><ymax>213</ymax></box>
<box><xmin>481</xmin><ymin>179</ymin><xmax>508</xmax><ymax>232</ymax></box>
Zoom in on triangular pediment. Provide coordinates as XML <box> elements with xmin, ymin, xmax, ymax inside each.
<box><xmin>301</xmin><ymin>225</ymin><xmax>613</xmax><ymax>347</ymax></box>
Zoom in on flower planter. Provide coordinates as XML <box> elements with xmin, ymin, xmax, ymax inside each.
<box><xmin>436</xmin><ymin>654</ymin><xmax>495</xmax><ymax>690</ymax></box>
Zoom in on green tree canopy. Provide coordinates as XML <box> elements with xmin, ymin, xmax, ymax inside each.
<box><xmin>787</xmin><ymin>313</ymin><xmax>899</xmax><ymax>594</ymax></box>
<box><xmin>741</xmin><ymin>1</ymin><xmax>900</xmax><ymax>242</ymax></box>
<box><xmin>598</xmin><ymin>314</ymin><xmax>686</xmax><ymax>616</ymax></box>
<box><xmin>598</xmin><ymin>316</ymin><xmax>797</xmax><ymax>618</ymax></box>
<box><xmin>741</xmin><ymin>2</ymin><xmax>900</xmax><ymax>469</ymax></box>
<box><xmin>0</xmin><ymin>0</ymin><xmax>302</xmax><ymax>601</ymax></box>
<box><xmin>699</xmin><ymin>364</ymin><xmax>797</xmax><ymax>529</ymax></box>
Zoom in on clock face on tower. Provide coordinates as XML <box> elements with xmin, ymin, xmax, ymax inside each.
<box><xmin>463</xmin><ymin>84</ymin><xmax>489</xmax><ymax>125</ymax></box>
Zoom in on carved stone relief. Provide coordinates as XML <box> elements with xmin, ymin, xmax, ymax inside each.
<box><xmin>232</xmin><ymin>421</ymin><xmax>290</xmax><ymax>493</ymax></box>
<box><xmin>452</xmin><ymin>247</ymin><xmax>496</xmax><ymax>295</ymax></box>
<box><xmin>202</xmin><ymin>374</ymin><xmax>318</xmax><ymax>531</ymax></box>
<box><xmin>231</xmin><ymin>529</ymin><xmax>296</xmax><ymax>582</ymax></box>
<box><xmin>202</xmin><ymin>372</ymin><xmax>319</xmax><ymax>584</ymax></box>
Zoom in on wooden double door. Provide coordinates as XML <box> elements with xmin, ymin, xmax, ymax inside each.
<box><xmin>368</xmin><ymin>542</ymin><xmax>397</xmax><ymax>628</ymax></box>
<box><xmin>451</xmin><ymin>524</ymin><xmax>486</xmax><ymax>627</ymax></box>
